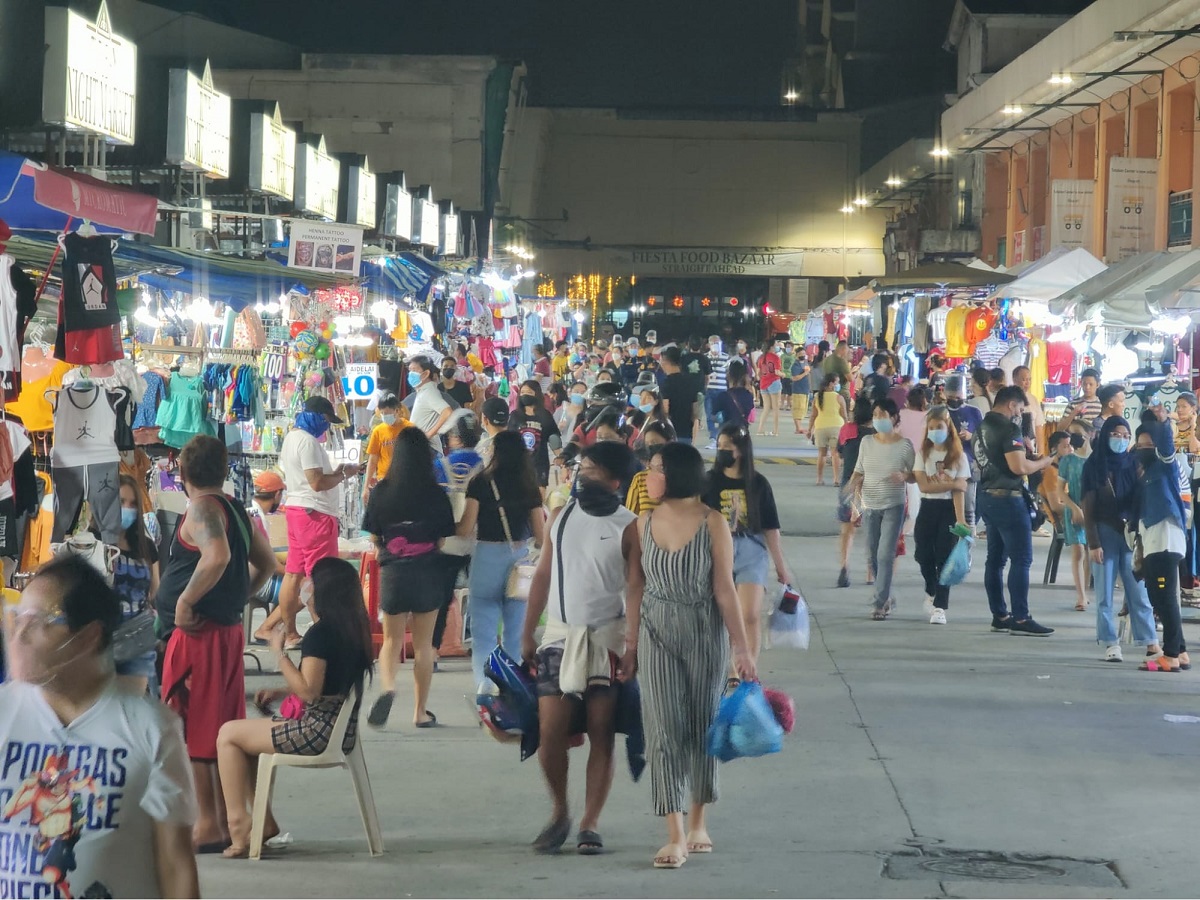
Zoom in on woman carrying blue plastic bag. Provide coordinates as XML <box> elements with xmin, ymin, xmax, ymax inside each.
<box><xmin>624</xmin><ymin>443</ymin><xmax>755</xmax><ymax>871</ymax></box>
<box><xmin>912</xmin><ymin>406</ymin><xmax>971</xmax><ymax>625</ymax></box>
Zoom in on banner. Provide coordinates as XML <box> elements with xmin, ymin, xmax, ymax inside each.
<box><xmin>1050</xmin><ymin>180</ymin><xmax>1095</xmax><ymax>252</ymax></box>
<box><xmin>625</xmin><ymin>248</ymin><xmax>805</xmax><ymax>277</ymax></box>
<box><xmin>1106</xmin><ymin>158</ymin><xmax>1159</xmax><ymax>263</ymax></box>
<box><xmin>1011</xmin><ymin>230</ymin><xmax>1026</xmax><ymax>266</ymax></box>
<box><xmin>286</xmin><ymin>219</ymin><xmax>364</xmax><ymax>274</ymax></box>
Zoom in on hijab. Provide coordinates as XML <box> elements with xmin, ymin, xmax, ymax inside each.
<box><xmin>1081</xmin><ymin>415</ymin><xmax>1136</xmax><ymax>501</ymax></box>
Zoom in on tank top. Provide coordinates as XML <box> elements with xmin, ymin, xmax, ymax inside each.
<box><xmin>0</xmin><ymin>256</ymin><xmax>19</xmax><ymax>394</ymax></box>
<box><xmin>813</xmin><ymin>391</ymin><xmax>844</xmax><ymax>429</ymax></box>
<box><xmin>546</xmin><ymin>498</ymin><xmax>636</xmax><ymax>628</ymax></box>
<box><xmin>50</xmin><ymin>384</ymin><xmax>122</xmax><ymax>467</ymax></box>
<box><xmin>156</xmin><ymin>494</ymin><xmax>253</xmax><ymax>633</ymax></box>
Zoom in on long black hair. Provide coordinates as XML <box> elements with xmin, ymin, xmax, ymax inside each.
<box><xmin>481</xmin><ymin>430</ymin><xmax>541</xmax><ymax>509</ymax></box>
<box><xmin>712</xmin><ymin>423</ymin><xmax>763</xmax><ymax>533</ymax></box>
<box><xmin>118</xmin><ymin>474</ymin><xmax>153</xmax><ymax>562</ymax></box>
<box><xmin>379</xmin><ymin>425</ymin><xmax>439</xmax><ymax>512</ymax></box>
<box><xmin>310</xmin><ymin>558</ymin><xmax>374</xmax><ymax>694</ymax></box>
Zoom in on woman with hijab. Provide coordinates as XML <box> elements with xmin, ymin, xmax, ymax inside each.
<box><xmin>1081</xmin><ymin>416</ymin><xmax>1161</xmax><ymax>663</ymax></box>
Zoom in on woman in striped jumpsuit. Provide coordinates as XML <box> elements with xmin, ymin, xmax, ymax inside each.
<box><xmin>624</xmin><ymin>442</ymin><xmax>756</xmax><ymax>869</ymax></box>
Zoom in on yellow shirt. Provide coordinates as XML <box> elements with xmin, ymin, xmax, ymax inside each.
<box><xmin>625</xmin><ymin>469</ymin><xmax>661</xmax><ymax>516</ymax></box>
<box><xmin>552</xmin><ymin>354</ymin><xmax>571</xmax><ymax>382</ymax></box>
<box><xmin>6</xmin><ymin>360</ymin><xmax>72</xmax><ymax>431</ymax></box>
<box><xmin>365</xmin><ymin>417</ymin><xmax>409</xmax><ymax>479</ymax></box>
<box><xmin>943</xmin><ymin>306</ymin><xmax>972</xmax><ymax>358</ymax></box>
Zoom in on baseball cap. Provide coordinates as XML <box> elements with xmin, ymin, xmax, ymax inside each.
<box><xmin>482</xmin><ymin>397</ymin><xmax>510</xmax><ymax>427</ymax></box>
<box><xmin>304</xmin><ymin>395</ymin><xmax>344</xmax><ymax>423</ymax></box>
<box><xmin>253</xmin><ymin>470</ymin><xmax>285</xmax><ymax>493</ymax></box>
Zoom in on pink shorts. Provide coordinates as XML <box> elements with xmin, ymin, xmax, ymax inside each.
<box><xmin>284</xmin><ymin>506</ymin><xmax>340</xmax><ymax>575</ymax></box>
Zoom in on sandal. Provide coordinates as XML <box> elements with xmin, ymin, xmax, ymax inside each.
<box><xmin>870</xmin><ymin>608</ymin><xmax>889</xmax><ymax>621</ymax></box>
<box><xmin>653</xmin><ymin>843</ymin><xmax>688</xmax><ymax>869</ymax></box>
<box><xmin>577</xmin><ymin>830</ymin><xmax>605</xmax><ymax>855</ymax></box>
<box><xmin>366</xmin><ymin>691</ymin><xmax>395</xmax><ymax>729</ymax></box>
<box><xmin>415</xmin><ymin>710</ymin><xmax>439</xmax><ymax>728</ymax></box>
<box><xmin>686</xmin><ymin>831</ymin><xmax>713</xmax><ymax>854</ymax></box>
<box><xmin>532</xmin><ymin>815</ymin><xmax>572</xmax><ymax>853</ymax></box>
<box><xmin>1074</xmin><ymin>602</ymin><xmax>1088</xmax><ymax>612</ymax></box>
<box><xmin>1139</xmin><ymin>657</ymin><xmax>1180</xmax><ymax>672</ymax></box>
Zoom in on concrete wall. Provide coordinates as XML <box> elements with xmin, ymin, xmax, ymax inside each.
<box><xmin>504</xmin><ymin>108</ymin><xmax>886</xmax><ymax>280</ymax></box>
<box><xmin>214</xmin><ymin>55</ymin><xmax>502</xmax><ymax>212</ymax></box>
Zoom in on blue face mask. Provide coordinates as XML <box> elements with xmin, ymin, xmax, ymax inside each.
<box><xmin>120</xmin><ymin>507</ymin><xmax>138</xmax><ymax>531</ymax></box>
<box><xmin>295</xmin><ymin>410</ymin><xmax>331</xmax><ymax>439</ymax></box>
<box><xmin>927</xmin><ymin>428</ymin><xmax>948</xmax><ymax>445</ymax></box>
<box><xmin>639</xmin><ymin>403</ymin><xmax>655</xmax><ymax>414</ymax></box>
<box><xmin>570</xmin><ymin>393</ymin><xmax>586</xmax><ymax>406</ymax></box>
<box><xmin>1109</xmin><ymin>436</ymin><xmax>1131</xmax><ymax>454</ymax></box>
<box><xmin>381</xmin><ymin>414</ymin><xmax>397</xmax><ymax>426</ymax></box>
<box><xmin>874</xmin><ymin>418</ymin><xmax>894</xmax><ymax>434</ymax></box>
<box><xmin>407</xmin><ymin>371</ymin><xmax>422</xmax><ymax>388</ymax></box>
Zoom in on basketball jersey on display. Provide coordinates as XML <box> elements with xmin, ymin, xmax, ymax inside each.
<box><xmin>54</xmin><ymin>233</ymin><xmax>123</xmax><ymax>365</ymax></box>
<box><xmin>49</xmin><ymin>385</ymin><xmax>124</xmax><ymax>467</ymax></box>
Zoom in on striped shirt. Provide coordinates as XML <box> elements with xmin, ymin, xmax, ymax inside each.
<box><xmin>854</xmin><ymin>435</ymin><xmax>915</xmax><ymax>510</ymax></box>
<box><xmin>625</xmin><ymin>469</ymin><xmax>660</xmax><ymax>516</ymax></box>
<box><xmin>706</xmin><ymin>353</ymin><xmax>729</xmax><ymax>391</ymax></box>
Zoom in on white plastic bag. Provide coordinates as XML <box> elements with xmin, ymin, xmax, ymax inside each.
<box><xmin>768</xmin><ymin>588</ymin><xmax>810</xmax><ymax>650</ymax></box>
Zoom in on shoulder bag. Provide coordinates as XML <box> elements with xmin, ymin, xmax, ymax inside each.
<box><xmin>492</xmin><ymin>479</ymin><xmax>539</xmax><ymax>600</ymax></box>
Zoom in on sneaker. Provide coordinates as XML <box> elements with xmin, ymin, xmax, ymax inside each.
<box><xmin>1104</xmin><ymin>644</ymin><xmax>1124</xmax><ymax>663</ymax></box>
<box><xmin>990</xmin><ymin>616</ymin><xmax>1013</xmax><ymax>633</ymax></box>
<box><xmin>836</xmin><ymin>567</ymin><xmax>850</xmax><ymax>588</ymax></box>
<box><xmin>923</xmin><ymin>596</ymin><xmax>935</xmax><ymax>616</ymax></box>
<box><xmin>1009</xmin><ymin>618</ymin><xmax>1055</xmax><ymax>637</ymax></box>
<box><xmin>705</xmin><ymin>441</ymin><xmax>717</xmax><ymax>450</ymax></box>
<box><xmin>929</xmin><ymin>609</ymin><xmax>947</xmax><ymax>625</ymax></box>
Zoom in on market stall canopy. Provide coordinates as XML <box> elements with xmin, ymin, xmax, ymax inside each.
<box><xmin>812</xmin><ymin>285</ymin><xmax>876</xmax><ymax>314</ymax></box>
<box><xmin>991</xmin><ymin>247</ymin><xmax>1107</xmax><ymax>303</ymax></box>
<box><xmin>1049</xmin><ymin>250</ymin><xmax>1200</xmax><ymax>328</ymax></box>
<box><xmin>359</xmin><ymin>248</ymin><xmax>446</xmax><ymax>302</ymax></box>
<box><xmin>0</xmin><ymin>150</ymin><xmax>158</xmax><ymax>236</ymax></box>
<box><xmin>872</xmin><ymin>262</ymin><xmax>1015</xmax><ymax>289</ymax></box>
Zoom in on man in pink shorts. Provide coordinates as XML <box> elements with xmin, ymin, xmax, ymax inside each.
<box><xmin>278</xmin><ymin>396</ymin><xmax>358</xmax><ymax>647</ymax></box>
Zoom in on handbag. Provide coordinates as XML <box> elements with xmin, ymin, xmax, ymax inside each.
<box><xmin>111</xmin><ymin>610</ymin><xmax>157</xmax><ymax>663</ymax></box>
<box><xmin>491</xmin><ymin>479</ymin><xmax>538</xmax><ymax>600</ymax></box>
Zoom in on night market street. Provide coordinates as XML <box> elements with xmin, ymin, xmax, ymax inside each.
<box><xmin>200</xmin><ymin>448</ymin><xmax>1198</xmax><ymax>899</ymax></box>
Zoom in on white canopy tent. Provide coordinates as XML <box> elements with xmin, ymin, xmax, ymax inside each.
<box><xmin>811</xmin><ymin>285</ymin><xmax>876</xmax><ymax>315</ymax></box>
<box><xmin>1049</xmin><ymin>250</ymin><xmax>1200</xmax><ymax>329</ymax></box>
<box><xmin>991</xmin><ymin>247</ymin><xmax>1107</xmax><ymax>303</ymax></box>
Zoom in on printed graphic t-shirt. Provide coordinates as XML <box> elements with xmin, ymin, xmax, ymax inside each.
<box><xmin>702</xmin><ymin>471</ymin><xmax>781</xmax><ymax>536</ymax></box>
<box><xmin>0</xmin><ymin>681</ymin><xmax>196</xmax><ymax>899</ymax></box>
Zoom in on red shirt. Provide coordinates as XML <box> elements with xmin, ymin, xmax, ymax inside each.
<box><xmin>758</xmin><ymin>352</ymin><xmax>782</xmax><ymax>389</ymax></box>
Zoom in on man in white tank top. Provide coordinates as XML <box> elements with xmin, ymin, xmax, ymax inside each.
<box><xmin>521</xmin><ymin>441</ymin><xmax>642</xmax><ymax>855</ymax></box>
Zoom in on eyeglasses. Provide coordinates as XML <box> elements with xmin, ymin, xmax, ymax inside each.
<box><xmin>12</xmin><ymin>606</ymin><xmax>68</xmax><ymax>631</ymax></box>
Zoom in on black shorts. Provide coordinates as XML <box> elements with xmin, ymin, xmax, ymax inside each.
<box><xmin>534</xmin><ymin>646</ymin><xmax>619</xmax><ymax>697</ymax></box>
<box><xmin>781</xmin><ymin>379</ymin><xmax>793</xmax><ymax>396</ymax></box>
<box><xmin>379</xmin><ymin>554</ymin><xmax>462</xmax><ymax>616</ymax></box>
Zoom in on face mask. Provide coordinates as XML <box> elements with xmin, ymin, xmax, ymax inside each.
<box><xmin>407</xmin><ymin>371</ymin><xmax>422</xmax><ymax>388</ymax></box>
<box><xmin>737</xmin><ymin>344</ymin><xmax>747</xmax><ymax>353</ymax></box>
<box><xmin>1109</xmin><ymin>436</ymin><xmax>1131</xmax><ymax>454</ymax></box>
<box><xmin>295</xmin><ymin>410</ymin><xmax>331</xmax><ymax>439</ymax></box>
<box><xmin>1069</xmin><ymin>433</ymin><xmax>1086</xmax><ymax>450</ymax></box>
<box><xmin>442</xmin><ymin>369</ymin><xmax>456</xmax><ymax>380</ymax></box>
<box><xmin>946</xmin><ymin>398</ymin><xmax>963</xmax><ymax>409</ymax></box>
<box><xmin>874</xmin><ymin>418</ymin><xmax>894</xmax><ymax>434</ymax></box>
<box><xmin>1135</xmin><ymin>447</ymin><xmax>1158</xmax><ymax>467</ymax></box>
<box><xmin>639</xmin><ymin>403</ymin><xmax>655</xmax><ymax>414</ymax></box>
<box><xmin>521</xmin><ymin>395</ymin><xmax>537</xmax><ymax>407</ymax></box>
<box><xmin>715</xmin><ymin>448</ymin><xmax>736</xmax><ymax>469</ymax></box>
<box><xmin>927</xmin><ymin>428</ymin><xmax>948</xmax><ymax>445</ymax></box>
<box><xmin>646</xmin><ymin>470</ymin><xmax>667</xmax><ymax>501</ymax></box>
<box><xmin>120</xmin><ymin>507</ymin><xmax>138</xmax><ymax>530</ymax></box>
<box><xmin>570</xmin><ymin>393</ymin><xmax>586</xmax><ymax>406</ymax></box>
<box><xmin>572</xmin><ymin>477</ymin><xmax>620</xmax><ymax>516</ymax></box>
<box><xmin>611</xmin><ymin>354</ymin><xmax>623</xmax><ymax>364</ymax></box>
<box><xmin>381</xmin><ymin>413</ymin><xmax>397</xmax><ymax>426</ymax></box>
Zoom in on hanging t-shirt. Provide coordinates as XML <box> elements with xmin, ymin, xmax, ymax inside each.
<box><xmin>54</xmin><ymin>234</ymin><xmax>123</xmax><ymax>366</ymax></box>
<box><xmin>1045</xmin><ymin>341</ymin><xmax>1075</xmax><ymax>384</ymax></box>
<box><xmin>928</xmin><ymin>303</ymin><xmax>950</xmax><ymax>343</ymax></box>
<box><xmin>5</xmin><ymin>360</ymin><xmax>72</xmax><ymax>432</ymax></box>
<box><xmin>912</xmin><ymin>296</ymin><xmax>931</xmax><ymax>354</ymax></box>
<box><xmin>964</xmin><ymin>307</ymin><xmax>998</xmax><ymax>353</ymax></box>
<box><xmin>943</xmin><ymin>306</ymin><xmax>971</xmax><ymax>357</ymax></box>
<box><xmin>1027</xmin><ymin>338</ymin><xmax>1048</xmax><ymax>402</ymax></box>
<box><xmin>1153</xmin><ymin>382</ymin><xmax>1183</xmax><ymax>415</ymax></box>
<box><xmin>0</xmin><ymin>680</ymin><xmax>196</xmax><ymax>900</ymax></box>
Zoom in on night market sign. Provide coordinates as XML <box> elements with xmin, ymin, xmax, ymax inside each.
<box><xmin>294</xmin><ymin>135</ymin><xmax>340</xmax><ymax>221</ymax></box>
<box><xmin>42</xmin><ymin>1</ymin><xmax>138</xmax><ymax>144</ymax></box>
<box><xmin>166</xmin><ymin>61</ymin><xmax>231</xmax><ymax>179</ymax></box>
<box><xmin>626</xmin><ymin>248</ymin><xmax>805</xmax><ymax>277</ymax></box>
<box><xmin>249</xmin><ymin>103</ymin><xmax>296</xmax><ymax>200</ymax></box>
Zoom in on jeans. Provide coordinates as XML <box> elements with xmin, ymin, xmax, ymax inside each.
<box><xmin>977</xmin><ymin>492</ymin><xmax>1033</xmax><ymax>621</ymax></box>
<box><xmin>705</xmin><ymin>388</ymin><xmax>724</xmax><ymax>441</ymax></box>
<box><xmin>1144</xmin><ymin>551</ymin><xmax>1187</xmax><ymax>658</ymax></box>
<box><xmin>963</xmin><ymin>479</ymin><xmax>977</xmax><ymax>528</ymax></box>
<box><xmin>863</xmin><ymin>505</ymin><xmax>904</xmax><ymax>610</ymax></box>
<box><xmin>468</xmin><ymin>541</ymin><xmax>529</xmax><ymax>690</ymax></box>
<box><xmin>1091</xmin><ymin>523</ymin><xmax>1155</xmax><ymax>646</ymax></box>
<box><xmin>914</xmin><ymin>498</ymin><xmax>957</xmax><ymax>609</ymax></box>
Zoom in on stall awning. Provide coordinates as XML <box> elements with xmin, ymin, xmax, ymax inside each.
<box><xmin>1050</xmin><ymin>250</ymin><xmax>1200</xmax><ymax>328</ymax></box>
<box><xmin>0</xmin><ymin>150</ymin><xmax>159</xmax><ymax>236</ymax></box>
<box><xmin>991</xmin><ymin>247</ymin><xmax>1107</xmax><ymax>304</ymax></box>
<box><xmin>359</xmin><ymin>250</ymin><xmax>446</xmax><ymax>302</ymax></box>
<box><xmin>812</xmin><ymin>285</ymin><xmax>876</xmax><ymax>314</ymax></box>
<box><xmin>872</xmin><ymin>262</ymin><xmax>1016</xmax><ymax>290</ymax></box>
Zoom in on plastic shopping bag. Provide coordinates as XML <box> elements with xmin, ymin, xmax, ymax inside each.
<box><xmin>939</xmin><ymin>535</ymin><xmax>974</xmax><ymax>587</ymax></box>
<box><xmin>706</xmin><ymin>682</ymin><xmax>785</xmax><ymax>762</ymax></box>
<box><xmin>768</xmin><ymin>585</ymin><xmax>810</xmax><ymax>650</ymax></box>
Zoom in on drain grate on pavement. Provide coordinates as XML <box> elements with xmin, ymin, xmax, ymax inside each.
<box><xmin>884</xmin><ymin>848</ymin><xmax>1122</xmax><ymax>888</ymax></box>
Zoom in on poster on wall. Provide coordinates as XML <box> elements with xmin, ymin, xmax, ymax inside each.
<box><xmin>1050</xmin><ymin>180</ymin><xmax>1095</xmax><ymax>252</ymax></box>
<box><xmin>286</xmin><ymin>219</ymin><xmax>364</xmax><ymax>274</ymax></box>
<box><xmin>1106</xmin><ymin>158</ymin><xmax>1159</xmax><ymax>263</ymax></box>
<box><xmin>1030</xmin><ymin>225</ymin><xmax>1046</xmax><ymax>261</ymax></box>
<box><xmin>1012</xmin><ymin>229</ymin><xmax>1026</xmax><ymax>265</ymax></box>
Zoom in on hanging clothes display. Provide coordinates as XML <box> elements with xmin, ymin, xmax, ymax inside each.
<box><xmin>53</xmin><ymin>233</ymin><xmax>124</xmax><ymax>365</ymax></box>
<box><xmin>5</xmin><ymin>358</ymin><xmax>72</xmax><ymax>431</ymax></box>
<box><xmin>0</xmin><ymin>255</ymin><xmax>24</xmax><ymax>398</ymax></box>
<box><xmin>912</xmin><ymin>296</ymin><xmax>931</xmax><ymax>354</ymax></box>
<box><xmin>964</xmin><ymin>307</ymin><xmax>998</xmax><ymax>354</ymax></box>
<box><xmin>943</xmin><ymin>306</ymin><xmax>971</xmax><ymax>358</ymax></box>
<box><xmin>155</xmin><ymin>372</ymin><xmax>215</xmax><ymax>449</ymax></box>
<box><xmin>132</xmin><ymin>370</ymin><xmax>168</xmax><ymax>444</ymax></box>
<box><xmin>997</xmin><ymin>343</ymin><xmax>1027</xmax><ymax>384</ymax></box>
<box><xmin>0</xmin><ymin>420</ymin><xmax>32</xmax><ymax>558</ymax></box>
<box><xmin>1026</xmin><ymin>336</ymin><xmax>1048</xmax><ymax>401</ymax></box>
<box><xmin>49</xmin><ymin>384</ymin><xmax>126</xmax><ymax>544</ymax></box>
<box><xmin>928</xmin><ymin>302</ymin><xmax>950</xmax><ymax>344</ymax></box>
<box><xmin>974</xmin><ymin>333</ymin><xmax>1010</xmax><ymax>369</ymax></box>
<box><xmin>1045</xmin><ymin>341</ymin><xmax>1075</xmax><ymax>384</ymax></box>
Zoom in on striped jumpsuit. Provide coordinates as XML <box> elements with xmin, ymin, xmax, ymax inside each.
<box><xmin>639</xmin><ymin>513</ymin><xmax>729</xmax><ymax>816</ymax></box>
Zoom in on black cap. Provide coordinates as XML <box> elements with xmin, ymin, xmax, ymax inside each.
<box><xmin>304</xmin><ymin>395</ymin><xmax>344</xmax><ymax>424</ymax></box>
<box><xmin>482</xmin><ymin>397</ymin><xmax>510</xmax><ymax>427</ymax></box>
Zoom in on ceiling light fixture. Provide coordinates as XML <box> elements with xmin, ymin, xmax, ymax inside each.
<box><xmin>930</xmin><ymin>146</ymin><xmax>951</xmax><ymax>158</ymax></box>
<box><xmin>853</xmin><ymin>197</ymin><xmax>869</xmax><ymax>206</ymax></box>
<box><xmin>1002</xmin><ymin>105</ymin><xmax>1023</xmax><ymax>115</ymax></box>
<box><xmin>1048</xmin><ymin>73</ymin><xmax>1073</xmax><ymax>85</ymax></box>
<box><xmin>840</xmin><ymin>205</ymin><xmax>855</xmax><ymax>213</ymax></box>
<box><xmin>783</xmin><ymin>90</ymin><xmax>798</xmax><ymax>102</ymax></box>
<box><xmin>885</xmin><ymin>177</ymin><xmax>903</xmax><ymax>187</ymax></box>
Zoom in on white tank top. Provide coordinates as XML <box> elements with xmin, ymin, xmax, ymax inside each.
<box><xmin>546</xmin><ymin>499</ymin><xmax>637</xmax><ymax>627</ymax></box>
<box><xmin>50</xmin><ymin>385</ymin><xmax>120</xmax><ymax>467</ymax></box>
<box><xmin>0</xmin><ymin>256</ymin><xmax>18</xmax><ymax>392</ymax></box>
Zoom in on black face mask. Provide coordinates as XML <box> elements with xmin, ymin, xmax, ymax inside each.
<box><xmin>442</xmin><ymin>369</ymin><xmax>456</xmax><ymax>380</ymax></box>
<box><xmin>573</xmin><ymin>477</ymin><xmax>621</xmax><ymax>516</ymax></box>
<box><xmin>715</xmin><ymin>449</ymin><xmax>736</xmax><ymax>470</ymax></box>
<box><xmin>521</xmin><ymin>395</ymin><xmax>537</xmax><ymax>407</ymax></box>
<box><xmin>946</xmin><ymin>398</ymin><xmax>964</xmax><ymax>409</ymax></box>
<box><xmin>1135</xmin><ymin>447</ymin><xmax>1158</xmax><ymax>468</ymax></box>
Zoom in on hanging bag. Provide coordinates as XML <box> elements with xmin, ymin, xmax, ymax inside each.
<box><xmin>492</xmin><ymin>478</ymin><xmax>538</xmax><ymax>600</ymax></box>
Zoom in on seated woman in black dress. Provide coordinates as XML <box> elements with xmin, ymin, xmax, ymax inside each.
<box><xmin>216</xmin><ymin>557</ymin><xmax>374</xmax><ymax>858</ymax></box>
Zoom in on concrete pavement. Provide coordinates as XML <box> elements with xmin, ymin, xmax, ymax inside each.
<box><xmin>199</xmin><ymin>466</ymin><xmax>1200</xmax><ymax>898</ymax></box>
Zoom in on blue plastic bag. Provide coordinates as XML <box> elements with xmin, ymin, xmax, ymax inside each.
<box><xmin>939</xmin><ymin>535</ymin><xmax>974</xmax><ymax>587</ymax></box>
<box><xmin>706</xmin><ymin>682</ymin><xmax>785</xmax><ymax>762</ymax></box>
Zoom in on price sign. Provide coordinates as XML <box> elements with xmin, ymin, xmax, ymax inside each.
<box><xmin>262</xmin><ymin>342</ymin><xmax>289</xmax><ymax>381</ymax></box>
<box><xmin>343</xmin><ymin>363</ymin><xmax>378</xmax><ymax>399</ymax></box>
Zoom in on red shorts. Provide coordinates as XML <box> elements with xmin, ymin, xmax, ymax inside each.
<box><xmin>284</xmin><ymin>506</ymin><xmax>340</xmax><ymax>576</ymax></box>
<box><xmin>162</xmin><ymin>621</ymin><xmax>246</xmax><ymax>761</ymax></box>
<box><xmin>57</xmin><ymin>324</ymin><xmax>123</xmax><ymax>365</ymax></box>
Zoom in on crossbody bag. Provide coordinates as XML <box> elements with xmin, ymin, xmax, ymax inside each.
<box><xmin>491</xmin><ymin>478</ymin><xmax>539</xmax><ymax>600</ymax></box>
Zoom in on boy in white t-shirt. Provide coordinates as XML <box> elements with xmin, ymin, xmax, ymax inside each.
<box><xmin>0</xmin><ymin>556</ymin><xmax>199</xmax><ymax>898</ymax></box>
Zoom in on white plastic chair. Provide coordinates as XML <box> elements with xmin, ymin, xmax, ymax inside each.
<box><xmin>249</xmin><ymin>688</ymin><xmax>384</xmax><ymax>860</ymax></box>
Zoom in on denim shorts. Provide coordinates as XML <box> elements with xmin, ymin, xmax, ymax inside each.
<box><xmin>732</xmin><ymin>533</ymin><xmax>770</xmax><ymax>586</ymax></box>
<box><xmin>763</xmin><ymin>380</ymin><xmax>783</xmax><ymax>395</ymax></box>
<box><xmin>115</xmin><ymin>649</ymin><xmax>157</xmax><ymax>679</ymax></box>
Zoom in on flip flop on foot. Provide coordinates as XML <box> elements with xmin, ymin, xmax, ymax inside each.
<box><xmin>653</xmin><ymin>843</ymin><xmax>688</xmax><ymax>869</ymax></box>
<box><xmin>221</xmin><ymin>844</ymin><xmax>249</xmax><ymax>859</ymax></box>
<box><xmin>577</xmin><ymin>830</ymin><xmax>604</xmax><ymax>855</ymax></box>
<box><xmin>686</xmin><ymin>831</ymin><xmax>713</xmax><ymax>853</ymax></box>
<box><xmin>196</xmin><ymin>841</ymin><xmax>231</xmax><ymax>855</ymax></box>
<box><xmin>366</xmin><ymin>691</ymin><xmax>395</xmax><ymax>728</ymax></box>
<box><xmin>415</xmin><ymin>710</ymin><xmax>438</xmax><ymax>728</ymax></box>
<box><xmin>532</xmin><ymin>815</ymin><xmax>572</xmax><ymax>853</ymax></box>
<box><xmin>1139</xmin><ymin>657</ymin><xmax>1180</xmax><ymax>672</ymax></box>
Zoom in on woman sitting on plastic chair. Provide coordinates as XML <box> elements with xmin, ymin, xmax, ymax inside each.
<box><xmin>216</xmin><ymin>558</ymin><xmax>375</xmax><ymax>858</ymax></box>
